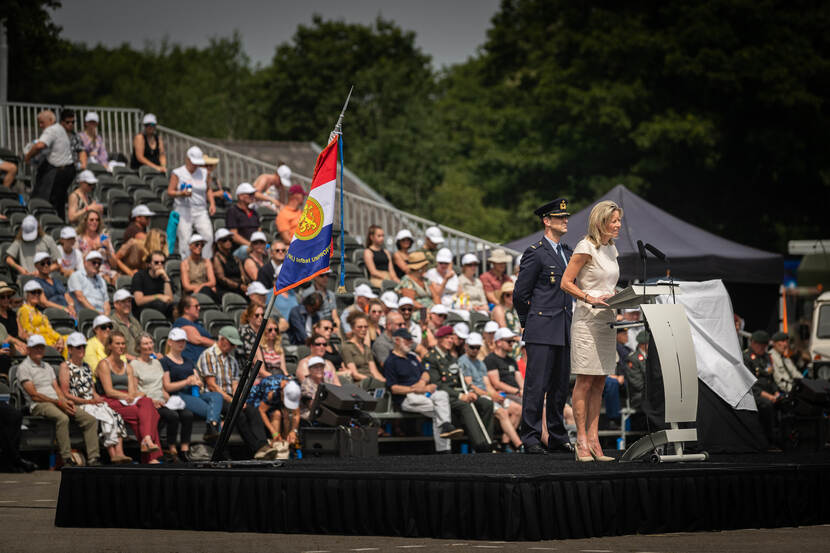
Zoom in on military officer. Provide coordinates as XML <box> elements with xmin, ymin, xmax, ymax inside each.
<box><xmin>743</xmin><ymin>330</ymin><xmax>780</xmax><ymax>442</ymax></box>
<box><xmin>514</xmin><ymin>198</ymin><xmax>574</xmax><ymax>454</ymax></box>
<box><xmin>425</xmin><ymin>326</ymin><xmax>495</xmax><ymax>452</ymax></box>
<box><xmin>624</xmin><ymin>331</ymin><xmax>649</xmax><ymax>411</ymax></box>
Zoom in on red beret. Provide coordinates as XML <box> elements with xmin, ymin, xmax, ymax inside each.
<box><xmin>435</xmin><ymin>325</ymin><xmax>454</xmax><ymax>338</ymax></box>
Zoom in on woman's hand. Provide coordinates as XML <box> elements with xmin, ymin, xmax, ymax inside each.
<box><xmin>584</xmin><ymin>294</ymin><xmax>609</xmax><ymax>307</ymax></box>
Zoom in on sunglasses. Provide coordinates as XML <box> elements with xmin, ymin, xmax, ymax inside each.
<box><xmin>28</xmin><ymin>290</ymin><xmax>43</xmax><ymax>295</ymax></box>
<box><xmin>313</xmin><ymin>341</ymin><xmax>327</xmax><ymax>346</ymax></box>
<box><xmin>98</xmin><ymin>324</ymin><xmax>113</xmax><ymax>330</ymax></box>
<box><xmin>192</xmin><ymin>243</ymin><xmax>204</xmax><ymax>248</ymax></box>
<box><xmin>89</xmin><ymin>260</ymin><xmax>102</xmax><ymax>266</ymax></box>
<box><xmin>219</xmin><ymin>237</ymin><xmax>232</xmax><ymax>242</ymax></box>
<box><xmin>0</xmin><ymin>294</ymin><xmax>12</xmax><ymax>300</ymax></box>
<box><xmin>468</xmin><ymin>345</ymin><xmax>481</xmax><ymax>350</ymax></box>
<box><xmin>433</xmin><ymin>313</ymin><xmax>447</xmax><ymax>318</ymax></box>
<box><xmin>273</xmin><ymin>248</ymin><xmax>287</xmax><ymax>253</ymax></box>
<box><xmin>320</xmin><ymin>326</ymin><xmax>333</xmax><ymax>331</ymax></box>
<box><xmin>400</xmin><ymin>307</ymin><xmax>413</xmax><ymax>312</ymax></box>
<box><xmin>266</xmin><ymin>328</ymin><xmax>278</xmax><ymax>333</ymax></box>
<box><xmin>151</xmin><ymin>260</ymin><xmax>164</xmax><ymax>265</ymax></box>
<box><xmin>253</xmin><ymin>312</ymin><xmax>263</xmax><ymax>318</ymax></box>
<box><xmin>36</xmin><ymin>259</ymin><xmax>52</xmax><ymax>266</ymax></box>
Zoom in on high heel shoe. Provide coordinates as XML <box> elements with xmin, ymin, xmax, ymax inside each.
<box><xmin>589</xmin><ymin>446</ymin><xmax>614</xmax><ymax>462</ymax></box>
<box><xmin>574</xmin><ymin>442</ymin><xmax>594</xmax><ymax>462</ymax></box>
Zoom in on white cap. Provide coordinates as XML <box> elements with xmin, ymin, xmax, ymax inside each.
<box><xmin>466</xmin><ymin>332</ymin><xmax>483</xmax><ymax>347</ymax></box>
<box><xmin>168</xmin><ymin>327</ymin><xmax>187</xmax><ymax>341</ymax></box>
<box><xmin>429</xmin><ymin>304</ymin><xmax>448</xmax><ymax>315</ymax></box>
<box><xmin>398</xmin><ymin>297</ymin><xmax>414</xmax><ymax>307</ymax></box>
<box><xmin>436</xmin><ymin>248</ymin><xmax>453</xmax><ymax>264</ymax></box>
<box><xmin>354</xmin><ymin>283</ymin><xmax>377</xmax><ymax>299</ymax></box>
<box><xmin>453</xmin><ymin>322</ymin><xmax>470</xmax><ymax>339</ymax></box>
<box><xmin>85</xmin><ymin>250</ymin><xmax>103</xmax><ymax>261</ymax></box>
<box><xmin>21</xmin><ymin>215</ymin><xmax>38</xmax><ymax>242</ymax></box>
<box><xmin>142</xmin><ymin>113</ymin><xmax>158</xmax><ymax>125</ymax></box>
<box><xmin>66</xmin><ymin>332</ymin><xmax>87</xmax><ymax>347</ymax></box>
<box><xmin>131</xmin><ymin>205</ymin><xmax>155</xmax><ymax>218</ymax></box>
<box><xmin>84</xmin><ymin>112</ymin><xmax>99</xmax><ymax>123</ymax></box>
<box><xmin>33</xmin><ymin>251</ymin><xmax>51</xmax><ymax>265</ymax></box>
<box><xmin>249</xmin><ymin>231</ymin><xmax>267</xmax><ymax>243</ymax></box>
<box><xmin>60</xmin><ymin>226</ymin><xmax>77</xmax><ymax>240</ymax></box>
<box><xmin>395</xmin><ymin>229</ymin><xmax>414</xmax><ymax>243</ymax></box>
<box><xmin>113</xmin><ymin>289</ymin><xmax>133</xmax><ymax>302</ymax></box>
<box><xmin>27</xmin><ymin>335</ymin><xmax>46</xmax><ymax>348</ymax></box>
<box><xmin>188</xmin><ymin>234</ymin><xmax>206</xmax><ymax>245</ymax></box>
<box><xmin>483</xmin><ymin>321</ymin><xmax>499</xmax><ymax>333</ymax></box>
<box><xmin>307</xmin><ymin>356</ymin><xmax>326</xmax><ymax>367</ymax></box>
<box><xmin>186</xmin><ymin>146</ymin><xmax>205</xmax><ymax>165</ymax></box>
<box><xmin>494</xmin><ymin>327</ymin><xmax>516</xmax><ymax>342</ymax></box>
<box><xmin>246</xmin><ymin>281</ymin><xmax>268</xmax><ymax>296</ymax></box>
<box><xmin>425</xmin><ymin>226</ymin><xmax>444</xmax><ymax>244</ymax></box>
<box><xmin>214</xmin><ymin>228</ymin><xmax>232</xmax><ymax>242</ymax></box>
<box><xmin>461</xmin><ymin>253</ymin><xmax>480</xmax><ymax>266</ymax></box>
<box><xmin>277</xmin><ymin>164</ymin><xmax>292</xmax><ymax>187</ymax></box>
<box><xmin>380</xmin><ymin>291</ymin><xmax>398</xmax><ymax>310</ymax></box>
<box><xmin>283</xmin><ymin>380</ymin><xmax>301</xmax><ymax>409</ymax></box>
<box><xmin>23</xmin><ymin>280</ymin><xmax>43</xmax><ymax>293</ymax></box>
<box><xmin>93</xmin><ymin>315</ymin><xmax>112</xmax><ymax>329</ymax></box>
<box><xmin>235</xmin><ymin>182</ymin><xmax>256</xmax><ymax>197</ymax></box>
<box><xmin>77</xmin><ymin>169</ymin><xmax>98</xmax><ymax>184</ymax></box>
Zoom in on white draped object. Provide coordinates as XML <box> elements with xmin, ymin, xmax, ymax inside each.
<box><xmin>655</xmin><ymin>280</ymin><xmax>757</xmax><ymax>411</ymax></box>
<box><xmin>81</xmin><ymin>403</ymin><xmax>125</xmax><ymax>447</ymax></box>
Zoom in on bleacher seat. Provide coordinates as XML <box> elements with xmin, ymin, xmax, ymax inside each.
<box><xmin>44</xmin><ymin>306</ymin><xmax>76</xmax><ymax>334</ymax></box>
<box><xmin>0</xmin><ymin>187</ymin><xmax>20</xmax><ymax>202</ymax></box>
<box><xmin>27</xmin><ymin>198</ymin><xmax>57</xmax><ymax>217</ymax></box>
<box><xmin>140</xmin><ymin>308</ymin><xmax>168</xmax><ymax>333</ymax></box>
<box><xmin>152</xmin><ymin>324</ymin><xmax>171</xmax><ymax>348</ymax></box>
<box><xmin>134</xmin><ymin>189</ymin><xmax>156</xmax><ymax>205</ymax></box>
<box><xmin>38</xmin><ymin>213</ymin><xmax>65</xmax><ymax>234</ymax></box>
<box><xmin>0</xmin><ymin>198</ymin><xmax>26</xmax><ymax>215</ymax></box>
<box><xmin>77</xmin><ymin>308</ymin><xmax>100</xmax><ymax>336</ymax></box>
<box><xmin>86</xmin><ymin>162</ymin><xmax>107</xmax><ymax>175</ymax></box>
<box><xmin>221</xmin><ymin>292</ymin><xmax>247</xmax><ymax>312</ymax></box>
<box><xmin>108</xmin><ymin>193</ymin><xmax>133</xmax><ymax>228</ymax></box>
<box><xmin>194</xmin><ymin>292</ymin><xmax>218</xmax><ymax>312</ymax></box>
<box><xmin>139</xmin><ymin>166</ymin><xmax>164</xmax><ymax>181</ymax></box>
<box><xmin>116</xmin><ymin>274</ymin><xmax>133</xmax><ymax>291</ymax></box>
<box><xmin>202</xmin><ymin>309</ymin><xmax>234</xmax><ymax>335</ymax></box>
<box><xmin>469</xmin><ymin>311</ymin><xmax>491</xmax><ymax>333</ymax></box>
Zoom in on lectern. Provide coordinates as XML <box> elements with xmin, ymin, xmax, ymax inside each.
<box><xmin>597</xmin><ymin>284</ymin><xmax>708</xmax><ymax>463</ymax></box>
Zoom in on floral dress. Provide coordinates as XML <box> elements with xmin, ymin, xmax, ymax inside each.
<box><xmin>395</xmin><ymin>275</ymin><xmax>433</xmax><ymax>309</ymax></box>
<box><xmin>67</xmin><ymin>361</ymin><xmax>127</xmax><ymax>447</ymax></box>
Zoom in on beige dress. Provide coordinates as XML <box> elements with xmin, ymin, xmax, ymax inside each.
<box><xmin>570</xmin><ymin>238</ymin><xmax>619</xmax><ymax>375</ymax></box>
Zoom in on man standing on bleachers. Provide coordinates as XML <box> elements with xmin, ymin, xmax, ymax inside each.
<box><xmin>24</xmin><ymin>109</ymin><xmax>77</xmax><ymax>220</ymax></box>
<box><xmin>17</xmin><ymin>335</ymin><xmax>100</xmax><ymax>467</ymax></box>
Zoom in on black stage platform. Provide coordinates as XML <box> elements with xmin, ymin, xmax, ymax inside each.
<box><xmin>55</xmin><ymin>451</ymin><xmax>830</xmax><ymax>541</ymax></box>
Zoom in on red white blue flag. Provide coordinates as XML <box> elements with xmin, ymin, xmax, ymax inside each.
<box><xmin>272</xmin><ymin>137</ymin><xmax>338</xmax><ymax>295</ymax></box>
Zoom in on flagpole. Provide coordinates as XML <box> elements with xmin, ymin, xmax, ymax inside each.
<box><xmin>332</xmin><ymin>86</ymin><xmax>353</xmax><ymax>295</ymax></box>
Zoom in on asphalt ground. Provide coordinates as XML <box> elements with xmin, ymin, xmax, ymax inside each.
<box><xmin>2</xmin><ymin>471</ymin><xmax>830</xmax><ymax>553</ymax></box>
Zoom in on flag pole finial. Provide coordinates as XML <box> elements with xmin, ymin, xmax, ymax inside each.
<box><xmin>329</xmin><ymin>85</ymin><xmax>354</xmax><ymax>143</ymax></box>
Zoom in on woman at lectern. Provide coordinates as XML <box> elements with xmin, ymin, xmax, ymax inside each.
<box><xmin>561</xmin><ymin>200</ymin><xmax>622</xmax><ymax>462</ymax></box>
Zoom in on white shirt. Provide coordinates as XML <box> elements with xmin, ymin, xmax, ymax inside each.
<box><xmin>68</xmin><ymin>267</ymin><xmax>109</xmax><ymax>313</ymax></box>
<box><xmin>38</xmin><ymin>123</ymin><xmax>73</xmax><ymax>167</ymax></box>
<box><xmin>425</xmin><ymin>267</ymin><xmax>459</xmax><ymax>302</ymax></box>
<box><xmin>60</xmin><ymin>247</ymin><xmax>84</xmax><ymax>275</ymax></box>
<box><xmin>172</xmin><ymin>165</ymin><xmax>208</xmax><ymax>213</ymax></box>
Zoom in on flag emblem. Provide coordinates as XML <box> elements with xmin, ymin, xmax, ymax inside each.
<box><xmin>295</xmin><ymin>197</ymin><xmax>324</xmax><ymax>241</ymax></box>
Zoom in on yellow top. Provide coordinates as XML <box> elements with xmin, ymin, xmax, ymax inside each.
<box><xmin>17</xmin><ymin>303</ymin><xmax>68</xmax><ymax>357</ymax></box>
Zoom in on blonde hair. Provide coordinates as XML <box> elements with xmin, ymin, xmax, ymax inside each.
<box><xmin>142</xmin><ymin>229</ymin><xmax>166</xmax><ymax>263</ymax></box>
<box><xmin>586</xmin><ymin>200</ymin><xmax>623</xmax><ymax>247</ymax></box>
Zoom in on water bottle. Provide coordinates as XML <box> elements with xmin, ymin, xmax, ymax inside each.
<box><xmin>295</xmin><ymin>448</ymin><xmax>302</xmax><ymax>459</ymax></box>
<box><xmin>616</xmin><ymin>437</ymin><xmax>625</xmax><ymax>450</ymax></box>
<box><xmin>425</xmin><ymin>392</ymin><xmax>431</xmax><ymax>398</ymax></box>
<box><xmin>49</xmin><ymin>452</ymin><xmax>56</xmax><ymax>470</ymax></box>
<box><xmin>223</xmin><ymin>191</ymin><xmax>231</xmax><ymax>202</ymax></box>
<box><xmin>460</xmin><ymin>443</ymin><xmax>469</xmax><ymax>455</ymax></box>
<box><xmin>191</xmin><ymin>386</ymin><xmax>200</xmax><ymax>397</ymax></box>
<box><xmin>150</xmin><ymin>353</ymin><xmax>157</xmax><ymax>360</ymax></box>
<box><xmin>1</xmin><ymin>342</ymin><xmax>9</xmax><ymax>350</ymax></box>
<box><xmin>100</xmin><ymin>234</ymin><xmax>108</xmax><ymax>243</ymax></box>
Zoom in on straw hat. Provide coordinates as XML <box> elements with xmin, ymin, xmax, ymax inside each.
<box><xmin>406</xmin><ymin>251</ymin><xmax>429</xmax><ymax>271</ymax></box>
<box><xmin>488</xmin><ymin>248</ymin><xmax>512</xmax><ymax>264</ymax></box>
<box><xmin>496</xmin><ymin>281</ymin><xmax>515</xmax><ymax>303</ymax></box>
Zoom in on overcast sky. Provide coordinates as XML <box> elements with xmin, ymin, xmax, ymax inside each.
<box><xmin>51</xmin><ymin>0</ymin><xmax>502</xmax><ymax>69</ymax></box>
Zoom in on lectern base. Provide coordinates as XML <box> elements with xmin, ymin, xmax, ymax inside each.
<box><xmin>620</xmin><ymin>426</ymin><xmax>708</xmax><ymax>463</ymax></box>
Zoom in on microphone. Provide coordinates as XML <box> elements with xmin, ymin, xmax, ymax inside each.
<box><xmin>644</xmin><ymin>243</ymin><xmax>667</xmax><ymax>262</ymax></box>
<box><xmin>637</xmin><ymin>240</ymin><xmax>646</xmax><ymax>260</ymax></box>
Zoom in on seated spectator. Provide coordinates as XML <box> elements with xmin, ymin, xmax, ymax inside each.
<box><xmin>131</xmin><ymin>250</ymin><xmax>174</xmax><ymax>318</ymax></box>
<box><xmin>130</xmin><ymin>113</ymin><xmax>166</xmax><ymax>172</ymax></box>
<box><xmin>0</xmin><ymin>321</ymin><xmax>12</xmax><ymax>382</ymax></box>
<box><xmin>248</xmin><ymin>375</ymin><xmax>300</xmax><ymax>457</ymax></box>
<box><xmin>84</xmin><ymin>315</ymin><xmax>115</xmax><ymax>374</ymax></box>
<box><xmin>0</xmin><ymin>401</ymin><xmax>37</xmax><ymax>472</ymax></box>
<box><xmin>67</xmin><ymin>250</ymin><xmax>110</xmax><ymax>315</ymax></box>
<box><xmin>123</xmin><ymin>205</ymin><xmax>155</xmax><ymax>242</ymax></box>
<box><xmin>172</xmin><ymin>296</ymin><xmax>215</xmax><ymax>365</ymax></box>
<box><xmin>623</xmin><ymin>331</ymin><xmax>649</xmax><ymax>413</ymax></box>
<box><xmin>342</xmin><ymin>312</ymin><xmax>385</xmax><ymax>388</ymax></box>
<box><xmin>95</xmin><ymin>331</ymin><xmax>162</xmax><ymax>463</ymax></box>
<box><xmin>457</xmin><ymin>254</ymin><xmax>489</xmax><ymax>312</ymax></box>
<box><xmin>770</xmin><ymin>331</ymin><xmax>803</xmax><ymax>393</ymax></box>
<box><xmin>246</xmin><ymin>281</ymin><xmax>269</xmax><ymax>308</ymax></box>
<box><xmin>4</xmin><ymin>215</ymin><xmax>60</xmax><ymax>277</ymax></box>
<box><xmin>0</xmin><ymin>159</ymin><xmax>17</xmax><ymax>189</ymax></box>
<box><xmin>75</xmin><ymin>210</ymin><xmax>118</xmax><ymax>285</ymax></box>
<box><xmin>238</xmin><ymin>303</ymin><xmax>264</xmax><ymax>364</ymax></box>
<box><xmin>57</xmin><ymin>227</ymin><xmax>83</xmax><ymax>279</ymax></box>
<box><xmin>491</xmin><ymin>282</ymin><xmax>521</xmax><ymax>358</ymax></box>
<box><xmin>79</xmin><ymin>111</ymin><xmax>109</xmax><ymax>167</ymax></box>
<box><xmin>276</xmin><ymin>185</ymin><xmax>307</xmax><ymax>243</ymax></box>
<box><xmin>481</xmin><ymin>321</ymin><xmax>499</xmax><ymax>359</ymax></box>
<box><xmin>312</xmin><ymin>319</ymin><xmax>345</xmax><ymax>371</ymax></box>
<box><xmin>423</xmin><ymin>304</ymin><xmax>450</xmax><ymax>349</ymax></box>
<box><xmin>288</xmin><ymin>292</ymin><xmax>322</xmax><ymax>345</ymax></box>
<box><xmin>301</xmin><ymin>272</ymin><xmax>338</xmax><ymax>327</ymax></box>
<box><xmin>17</xmin><ymin>334</ymin><xmax>101</xmax><ymax>467</ymax></box>
<box><xmin>162</xmin><ymin>328</ymin><xmax>223</xmax><ymax>443</ymax></box>
<box><xmin>32</xmin><ymin>252</ymin><xmax>75</xmax><ymax>316</ymax></box>
<box><xmin>485</xmin><ymin>328</ymin><xmax>524</xmax><ymax>403</ymax></box>
<box><xmin>395</xmin><ymin>252</ymin><xmax>433</xmax><ymax>309</ymax></box>
<box><xmin>452</xmin><ymin>323</ymin><xmax>470</xmax><ymax>357</ymax></box>
<box><xmin>373</xmin><ymin>309</ymin><xmax>404</xmax><ymax>368</ymax></box>
<box><xmin>258</xmin><ymin>238</ymin><xmax>287</xmax><ymax>289</ymax></box>
<box><xmin>743</xmin><ymin>330</ymin><xmax>781</xmax><ymax>444</ymax></box>
<box><xmin>392</xmin><ymin>229</ymin><xmax>414</xmax><ymax>279</ymax></box>
<box><xmin>417</xmin><ymin>226</ymin><xmax>444</xmax><ymax>269</ymax></box>
<box><xmin>364</xmin><ymin>225</ymin><xmax>399</xmax><ymax>287</ymax></box>
<box><xmin>384</xmin><ymin>328</ymin><xmax>461</xmax><ymax>453</ymax></box>
<box><xmin>299</xmin><ymin>356</ymin><xmax>340</xmax><ymax>420</ymax></box>
<box><xmin>367</xmin><ymin>299</ymin><xmax>385</xmax><ymax>343</ymax></box>
<box><xmin>168</xmin><ymin>146</ymin><xmax>215</xmax><ymax>260</ymax></box>
<box><xmin>340</xmin><ymin>284</ymin><xmax>377</xmax><ymax>335</ymax></box>
<box><xmin>480</xmin><ymin>249</ymin><xmax>513</xmax><ymax>306</ymax></box>
<box><xmin>426</xmin><ymin>248</ymin><xmax>458</xmax><ymax>307</ymax></box>
<box><xmin>197</xmin><ymin>326</ymin><xmax>242</xmax><ymax>409</ymax></box>
<box><xmin>110</xmin><ymin>289</ymin><xmax>142</xmax><ymax>360</ymax></box>
<box><xmin>380</xmin><ymin>290</ymin><xmax>399</xmax><ymax>312</ymax></box>
<box><xmin>253</xmin><ymin>162</ymin><xmax>291</xmax><ymax>210</ymax></box>
<box><xmin>459</xmin><ymin>332</ymin><xmax>522</xmax><ymax>451</ymax></box>
<box><xmin>397</xmin><ymin>297</ymin><xmax>428</xmax><ymax>358</ymax></box>
<box><xmin>67</xmin><ymin>170</ymin><xmax>104</xmax><ymax>225</ymax></box>
<box><xmin>212</xmin><ymin>228</ymin><xmax>248</xmax><ymax>297</ymax></box>
<box><xmin>58</xmin><ymin>332</ymin><xmax>132</xmax><ymax>464</ymax></box>
<box><xmin>115</xmin><ymin>227</ymin><xmax>166</xmax><ymax>277</ymax></box>
<box><xmin>226</xmin><ymin>182</ymin><xmax>261</xmax><ymax>256</ymax></box>
<box><xmin>131</xmin><ymin>333</ymin><xmax>194</xmax><ymax>462</ymax></box>
<box><xmin>243</xmin><ymin>231</ymin><xmax>268</xmax><ymax>282</ymax></box>
<box><xmin>295</xmin><ymin>333</ymin><xmax>341</xmax><ymax>384</ymax></box>
<box><xmin>259</xmin><ymin>317</ymin><xmax>287</xmax><ymax>376</ymax></box>
<box><xmin>0</xmin><ymin>283</ymin><xmax>27</xmax><ymax>363</ymax></box>
<box><xmin>180</xmin><ymin>234</ymin><xmax>219</xmax><ymax>302</ymax></box>
<box><xmin>17</xmin><ymin>280</ymin><xmax>68</xmax><ymax>354</ymax></box>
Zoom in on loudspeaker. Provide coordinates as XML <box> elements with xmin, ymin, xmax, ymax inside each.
<box><xmin>301</xmin><ymin>426</ymin><xmax>379</xmax><ymax>457</ymax></box>
<box><xmin>793</xmin><ymin>379</ymin><xmax>830</xmax><ymax>407</ymax></box>
<box><xmin>310</xmin><ymin>403</ymin><xmax>352</xmax><ymax>427</ymax></box>
<box><xmin>316</xmin><ymin>382</ymin><xmax>378</xmax><ymax>411</ymax></box>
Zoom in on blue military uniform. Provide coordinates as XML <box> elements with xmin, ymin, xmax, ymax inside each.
<box><xmin>514</xmin><ymin>198</ymin><xmax>573</xmax><ymax>450</ymax></box>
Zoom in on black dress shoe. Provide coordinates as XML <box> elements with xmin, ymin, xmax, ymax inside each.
<box><xmin>547</xmin><ymin>441</ymin><xmax>575</xmax><ymax>453</ymax></box>
<box><xmin>523</xmin><ymin>443</ymin><xmax>549</xmax><ymax>455</ymax></box>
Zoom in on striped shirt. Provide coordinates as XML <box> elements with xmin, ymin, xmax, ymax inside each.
<box><xmin>196</xmin><ymin>343</ymin><xmax>239</xmax><ymax>395</ymax></box>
